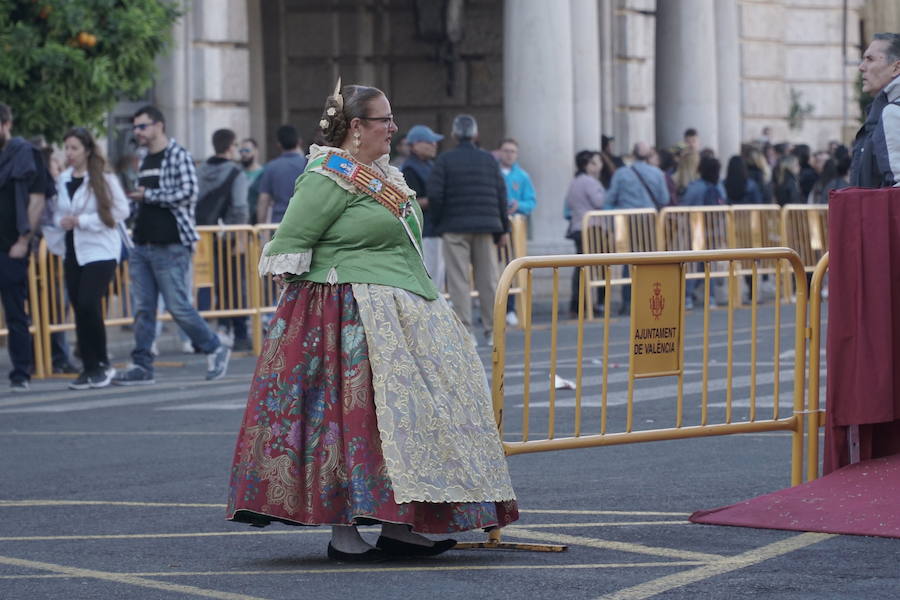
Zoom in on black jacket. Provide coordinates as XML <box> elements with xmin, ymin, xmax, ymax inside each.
<box><xmin>400</xmin><ymin>155</ymin><xmax>436</xmax><ymax>238</ymax></box>
<box><xmin>426</xmin><ymin>141</ymin><xmax>509</xmax><ymax>235</ymax></box>
<box><xmin>850</xmin><ymin>76</ymin><xmax>900</xmax><ymax>188</ymax></box>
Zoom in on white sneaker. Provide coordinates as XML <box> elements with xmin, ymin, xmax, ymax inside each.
<box><xmin>150</xmin><ymin>342</ymin><xmax>159</xmax><ymax>357</ymax></box>
<box><xmin>181</xmin><ymin>340</ymin><xmax>195</xmax><ymax>354</ymax></box>
<box><xmin>206</xmin><ymin>344</ymin><xmax>231</xmax><ymax>380</ymax></box>
<box><xmin>505</xmin><ymin>311</ymin><xmax>519</xmax><ymax>327</ymax></box>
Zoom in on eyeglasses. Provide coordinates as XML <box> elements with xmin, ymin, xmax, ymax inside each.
<box><xmin>132</xmin><ymin>121</ymin><xmax>157</xmax><ymax>131</ymax></box>
<box><xmin>238</xmin><ymin>148</ymin><xmax>252</xmax><ymax>154</ymax></box>
<box><xmin>359</xmin><ymin>115</ymin><xmax>397</xmax><ymax>127</ymax></box>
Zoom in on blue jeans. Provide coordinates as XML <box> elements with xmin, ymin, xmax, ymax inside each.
<box><xmin>129</xmin><ymin>244</ymin><xmax>220</xmax><ymax>373</ymax></box>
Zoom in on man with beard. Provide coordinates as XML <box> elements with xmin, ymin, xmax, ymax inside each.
<box><xmin>238</xmin><ymin>138</ymin><xmax>264</xmax><ymax>225</ymax></box>
<box><xmin>0</xmin><ymin>103</ymin><xmax>47</xmax><ymax>391</ymax></box>
<box><xmin>113</xmin><ymin>105</ymin><xmax>231</xmax><ymax>385</ymax></box>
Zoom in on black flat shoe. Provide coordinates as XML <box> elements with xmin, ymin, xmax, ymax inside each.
<box><xmin>327</xmin><ymin>542</ymin><xmax>389</xmax><ymax>562</ymax></box>
<box><xmin>376</xmin><ymin>536</ymin><xmax>457</xmax><ymax>557</ymax></box>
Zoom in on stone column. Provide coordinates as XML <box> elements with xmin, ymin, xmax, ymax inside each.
<box><xmin>154</xmin><ymin>0</ymin><xmax>192</xmax><ymax>150</ymax></box>
<box><xmin>189</xmin><ymin>0</ymin><xmax>251</xmax><ymax>157</ymax></box>
<box><xmin>598</xmin><ymin>0</ymin><xmax>615</xmax><ymax>138</ymax></box>
<box><xmin>247</xmin><ymin>0</ymin><xmax>267</xmax><ymax>159</ymax></box>
<box><xmin>154</xmin><ymin>0</ymin><xmax>251</xmax><ymax>158</ymax></box>
<box><xmin>715</xmin><ymin>0</ymin><xmax>741</xmax><ymax>159</ymax></box>
<box><xmin>504</xmin><ymin>0</ymin><xmax>574</xmax><ymax>253</ymax></box>
<box><xmin>655</xmin><ymin>0</ymin><xmax>719</xmax><ymax>152</ymax></box>
<box><xmin>570</xmin><ymin>0</ymin><xmax>601</xmax><ymax>152</ymax></box>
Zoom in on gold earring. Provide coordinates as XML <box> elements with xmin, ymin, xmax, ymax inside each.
<box><xmin>353</xmin><ymin>131</ymin><xmax>361</xmax><ymax>153</ymax></box>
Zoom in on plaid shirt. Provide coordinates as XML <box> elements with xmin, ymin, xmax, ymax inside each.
<box><xmin>141</xmin><ymin>138</ymin><xmax>199</xmax><ymax>248</ymax></box>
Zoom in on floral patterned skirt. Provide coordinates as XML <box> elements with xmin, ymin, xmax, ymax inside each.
<box><xmin>227</xmin><ymin>281</ymin><xmax>518</xmax><ymax>533</ymax></box>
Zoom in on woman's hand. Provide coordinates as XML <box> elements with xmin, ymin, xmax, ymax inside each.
<box><xmin>59</xmin><ymin>215</ymin><xmax>79</xmax><ymax>231</ymax></box>
<box><xmin>272</xmin><ymin>274</ymin><xmax>288</xmax><ymax>288</ymax></box>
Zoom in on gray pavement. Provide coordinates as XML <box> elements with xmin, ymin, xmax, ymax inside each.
<box><xmin>1</xmin><ymin>301</ymin><xmax>899</xmax><ymax>599</ymax></box>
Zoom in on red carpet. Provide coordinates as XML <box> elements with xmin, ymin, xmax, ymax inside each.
<box><xmin>690</xmin><ymin>453</ymin><xmax>900</xmax><ymax>538</ymax></box>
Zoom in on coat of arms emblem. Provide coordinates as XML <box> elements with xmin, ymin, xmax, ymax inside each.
<box><xmin>649</xmin><ymin>281</ymin><xmax>665</xmax><ymax>320</ymax></box>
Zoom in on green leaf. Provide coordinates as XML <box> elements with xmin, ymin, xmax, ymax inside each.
<box><xmin>0</xmin><ymin>0</ymin><xmax>182</xmax><ymax>142</ymax></box>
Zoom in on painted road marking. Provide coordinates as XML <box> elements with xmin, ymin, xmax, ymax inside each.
<box><xmin>503</xmin><ymin>528</ymin><xmax>725</xmax><ymax>562</ymax></box>
<box><xmin>161</xmin><ymin>400</ymin><xmax>249</xmax><ymax>410</ymax></box>
<box><xmin>0</xmin><ymin>376</ymin><xmax>248</xmax><ymax>408</ymax></box>
<box><xmin>0</xmin><ymin>521</ymin><xmax>689</xmax><ymax>542</ymax></box>
<box><xmin>516</xmin><ymin>521</ymin><xmax>688</xmax><ymax>529</ymax></box>
<box><xmin>0</xmin><ymin>561</ymin><xmax>707</xmax><ymax>580</ymax></box>
<box><xmin>0</xmin><ymin>431</ymin><xmax>236</xmax><ymax>436</ymax></box>
<box><xmin>595</xmin><ymin>532</ymin><xmax>834</xmax><ymax>600</ymax></box>
<box><xmin>0</xmin><ymin>500</ymin><xmax>840</xmax><ymax>598</ymax></box>
<box><xmin>0</xmin><ymin>500</ymin><xmax>689</xmax><ymax>517</ymax></box>
<box><xmin>0</xmin><ymin>383</ymin><xmax>250</xmax><ymax>413</ymax></box>
<box><xmin>0</xmin><ymin>500</ymin><xmax>228</xmax><ymax>508</ymax></box>
<box><xmin>0</xmin><ymin>554</ymin><xmax>268</xmax><ymax>600</ymax></box>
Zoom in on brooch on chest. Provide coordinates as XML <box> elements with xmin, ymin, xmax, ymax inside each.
<box><xmin>322</xmin><ymin>152</ymin><xmax>412</xmax><ymax>217</ymax></box>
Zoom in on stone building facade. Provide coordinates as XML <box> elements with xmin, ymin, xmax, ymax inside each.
<box><xmin>133</xmin><ymin>0</ymin><xmax>894</xmax><ymax>254</ymax></box>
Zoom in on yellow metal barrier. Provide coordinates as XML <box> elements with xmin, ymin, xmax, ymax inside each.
<box><xmin>780</xmin><ymin>203</ymin><xmax>828</xmax><ymax>300</ymax></box>
<box><xmin>658</xmin><ymin>206</ymin><xmax>735</xmax><ymax>306</ymax></box>
<box><xmin>657</xmin><ymin>206</ymin><xmax>734</xmax><ymax>252</ymax></box>
<box><xmin>459</xmin><ymin>247</ymin><xmax>810</xmax><ymax>552</ymax></box>
<box><xmin>807</xmin><ymin>252</ymin><xmax>829</xmax><ymax>482</ymax></box>
<box><xmin>194</xmin><ymin>225</ymin><xmax>262</xmax><ymax>354</ymax></box>
<box><xmin>33</xmin><ymin>226</ymin><xmax>261</xmax><ymax>377</ymax></box>
<box><xmin>36</xmin><ymin>241</ymin><xmax>134</xmax><ymax>377</ymax></box>
<box><xmin>492</xmin><ymin>248</ymin><xmax>807</xmax><ymax>471</ymax></box>
<box><xmin>580</xmin><ymin>208</ymin><xmax>657</xmax><ymax>319</ymax></box>
<box><xmin>781</xmin><ymin>205</ymin><xmax>828</xmax><ymax>272</ymax></box>
<box><xmin>731</xmin><ymin>204</ymin><xmax>784</xmax><ymax>305</ymax></box>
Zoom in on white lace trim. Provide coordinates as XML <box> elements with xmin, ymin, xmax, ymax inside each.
<box><xmin>257</xmin><ymin>241</ymin><xmax>312</xmax><ymax>278</ymax></box>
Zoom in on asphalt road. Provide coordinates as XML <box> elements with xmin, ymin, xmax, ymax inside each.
<box><xmin>1</xmin><ymin>299</ymin><xmax>899</xmax><ymax>600</ymax></box>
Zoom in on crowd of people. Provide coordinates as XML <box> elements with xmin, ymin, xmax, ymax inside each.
<box><xmin>2</xmin><ymin>33</ymin><xmax>898</xmax><ymax>392</ymax></box>
<box><xmin>0</xmin><ymin>100</ymin><xmax>320</xmax><ymax>392</ymax></box>
<box><xmin>0</xmin><ymin>106</ymin><xmax>866</xmax><ymax>393</ymax></box>
<box><xmin>560</xmin><ymin>127</ymin><xmax>856</xmax><ymax>314</ymax></box>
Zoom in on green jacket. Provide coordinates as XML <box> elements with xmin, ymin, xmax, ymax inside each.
<box><xmin>259</xmin><ymin>151</ymin><xmax>439</xmax><ymax>301</ymax></box>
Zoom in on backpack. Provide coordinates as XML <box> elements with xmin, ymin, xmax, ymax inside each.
<box><xmin>195</xmin><ymin>166</ymin><xmax>240</xmax><ymax>225</ymax></box>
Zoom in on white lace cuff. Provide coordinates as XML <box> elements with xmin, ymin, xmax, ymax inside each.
<box><xmin>257</xmin><ymin>241</ymin><xmax>312</xmax><ymax>278</ymax></box>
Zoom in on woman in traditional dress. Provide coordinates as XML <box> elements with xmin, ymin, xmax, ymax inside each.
<box><xmin>226</xmin><ymin>82</ymin><xmax>518</xmax><ymax>562</ymax></box>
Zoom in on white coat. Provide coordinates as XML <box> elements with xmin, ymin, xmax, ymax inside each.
<box><xmin>53</xmin><ymin>167</ymin><xmax>130</xmax><ymax>265</ymax></box>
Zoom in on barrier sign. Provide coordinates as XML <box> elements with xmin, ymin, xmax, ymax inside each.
<box><xmin>629</xmin><ymin>264</ymin><xmax>683</xmax><ymax>377</ymax></box>
<box><xmin>193</xmin><ymin>235</ymin><xmax>214</xmax><ymax>288</ymax></box>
